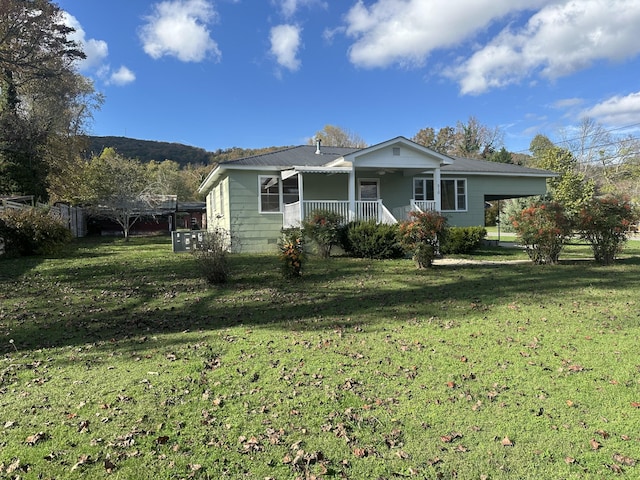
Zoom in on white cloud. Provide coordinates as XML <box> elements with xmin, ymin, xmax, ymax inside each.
<box><xmin>108</xmin><ymin>66</ymin><xmax>136</xmax><ymax>86</ymax></box>
<box><xmin>62</xmin><ymin>12</ymin><xmax>109</xmax><ymax>71</ymax></box>
<box><xmin>553</xmin><ymin>98</ymin><xmax>584</xmax><ymax>110</ymax></box>
<box><xmin>139</xmin><ymin>0</ymin><xmax>221</xmax><ymax>62</ymax></box>
<box><xmin>343</xmin><ymin>0</ymin><xmax>547</xmax><ymax>69</ymax></box>
<box><xmin>582</xmin><ymin>92</ymin><xmax>640</xmax><ymax>126</ymax></box>
<box><xmin>269</xmin><ymin>24</ymin><xmax>302</xmax><ymax>71</ymax></box>
<box><xmin>273</xmin><ymin>0</ymin><xmax>327</xmax><ymax>18</ymax></box>
<box><xmin>451</xmin><ymin>0</ymin><xmax>640</xmax><ymax>94</ymax></box>
<box><xmin>62</xmin><ymin>12</ymin><xmax>134</xmax><ymax>87</ymax></box>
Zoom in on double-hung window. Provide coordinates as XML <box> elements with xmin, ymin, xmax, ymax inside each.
<box><xmin>259</xmin><ymin>175</ymin><xmax>299</xmax><ymax>213</ymax></box>
<box><xmin>441</xmin><ymin>179</ymin><xmax>466</xmax><ymax>211</ymax></box>
<box><xmin>413</xmin><ymin>178</ymin><xmax>435</xmax><ymax>201</ymax></box>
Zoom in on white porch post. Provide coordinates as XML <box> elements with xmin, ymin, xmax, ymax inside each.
<box><xmin>348</xmin><ymin>168</ymin><xmax>356</xmax><ymax>221</ymax></box>
<box><xmin>297</xmin><ymin>172</ymin><xmax>304</xmax><ymax>224</ymax></box>
<box><xmin>434</xmin><ymin>167</ymin><xmax>441</xmax><ymax>212</ymax></box>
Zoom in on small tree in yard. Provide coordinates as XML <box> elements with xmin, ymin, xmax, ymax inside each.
<box><xmin>399</xmin><ymin>210</ymin><xmax>447</xmax><ymax>268</ymax></box>
<box><xmin>575</xmin><ymin>195</ymin><xmax>638</xmax><ymax>265</ymax></box>
<box><xmin>192</xmin><ymin>228</ymin><xmax>231</xmax><ymax>284</ymax></box>
<box><xmin>82</xmin><ymin>148</ymin><xmax>156</xmax><ymax>241</ymax></box>
<box><xmin>302</xmin><ymin>209</ymin><xmax>343</xmax><ymax>258</ymax></box>
<box><xmin>510</xmin><ymin>201</ymin><xmax>572</xmax><ymax>265</ymax></box>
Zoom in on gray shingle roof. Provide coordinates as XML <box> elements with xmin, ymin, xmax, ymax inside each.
<box><xmin>215</xmin><ymin>144</ymin><xmax>555</xmax><ymax>177</ymax></box>
<box><xmin>220</xmin><ymin>145</ymin><xmax>359</xmax><ymax>168</ymax></box>
<box><xmin>443</xmin><ymin>156</ymin><xmax>555</xmax><ymax>176</ymax></box>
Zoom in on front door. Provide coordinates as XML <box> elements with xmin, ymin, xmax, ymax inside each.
<box><xmin>359</xmin><ymin>179</ymin><xmax>380</xmax><ymax>200</ymax></box>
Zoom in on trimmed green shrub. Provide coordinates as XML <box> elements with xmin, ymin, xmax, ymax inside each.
<box><xmin>341</xmin><ymin>220</ymin><xmax>404</xmax><ymax>259</ymax></box>
<box><xmin>441</xmin><ymin>226</ymin><xmax>487</xmax><ymax>254</ymax></box>
<box><xmin>302</xmin><ymin>209</ymin><xmax>343</xmax><ymax>258</ymax></box>
<box><xmin>0</xmin><ymin>208</ymin><xmax>72</xmax><ymax>256</ymax></box>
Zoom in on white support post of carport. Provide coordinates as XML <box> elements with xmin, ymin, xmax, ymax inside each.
<box><xmin>434</xmin><ymin>167</ymin><xmax>441</xmax><ymax>212</ymax></box>
<box><xmin>297</xmin><ymin>172</ymin><xmax>304</xmax><ymax>225</ymax></box>
<box><xmin>348</xmin><ymin>168</ymin><xmax>356</xmax><ymax>221</ymax></box>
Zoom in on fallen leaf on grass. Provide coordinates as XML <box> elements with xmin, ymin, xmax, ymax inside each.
<box><xmin>353</xmin><ymin>447</ymin><xmax>368</xmax><ymax>458</ymax></box>
<box><xmin>607</xmin><ymin>463</ymin><xmax>624</xmax><ymax>474</ymax></box>
<box><xmin>25</xmin><ymin>432</ymin><xmax>48</xmax><ymax>446</ymax></box>
<box><xmin>501</xmin><ymin>436</ymin><xmax>514</xmax><ymax>447</ymax></box>
<box><xmin>5</xmin><ymin>458</ymin><xmax>27</xmax><ymax>474</ymax></box>
<box><xmin>631</xmin><ymin>402</ymin><xmax>640</xmax><ymax>408</ymax></box>
<box><xmin>440</xmin><ymin>432</ymin><xmax>463</xmax><ymax>443</ymax></box>
<box><xmin>70</xmin><ymin>454</ymin><xmax>92</xmax><ymax>472</ymax></box>
<box><xmin>104</xmin><ymin>458</ymin><xmax>117</xmax><ymax>473</ymax></box>
<box><xmin>613</xmin><ymin>453</ymin><xmax>636</xmax><ymax>466</ymax></box>
<box><xmin>589</xmin><ymin>439</ymin><xmax>602</xmax><ymax>450</ymax></box>
<box><xmin>564</xmin><ymin>457</ymin><xmax>576</xmax><ymax>464</ymax></box>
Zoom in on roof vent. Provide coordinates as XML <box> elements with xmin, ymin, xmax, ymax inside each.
<box><xmin>315</xmin><ymin>138</ymin><xmax>322</xmax><ymax>154</ymax></box>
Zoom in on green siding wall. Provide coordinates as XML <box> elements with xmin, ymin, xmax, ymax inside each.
<box><xmin>227</xmin><ymin>171</ymin><xmax>284</xmax><ymax>253</ymax></box>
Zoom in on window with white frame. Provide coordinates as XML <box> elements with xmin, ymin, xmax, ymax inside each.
<box><xmin>441</xmin><ymin>179</ymin><xmax>466</xmax><ymax>211</ymax></box>
<box><xmin>259</xmin><ymin>175</ymin><xmax>299</xmax><ymax>213</ymax></box>
<box><xmin>413</xmin><ymin>178</ymin><xmax>435</xmax><ymax>201</ymax></box>
<box><xmin>259</xmin><ymin>175</ymin><xmax>280</xmax><ymax>212</ymax></box>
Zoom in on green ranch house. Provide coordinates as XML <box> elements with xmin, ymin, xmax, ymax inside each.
<box><xmin>199</xmin><ymin>136</ymin><xmax>555</xmax><ymax>252</ymax></box>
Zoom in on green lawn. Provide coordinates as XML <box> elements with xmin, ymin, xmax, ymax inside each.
<box><xmin>1</xmin><ymin>236</ymin><xmax>640</xmax><ymax>479</ymax></box>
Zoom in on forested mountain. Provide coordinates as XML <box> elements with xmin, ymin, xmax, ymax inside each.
<box><xmin>81</xmin><ymin>136</ymin><xmax>213</xmax><ymax>167</ymax></box>
<box><xmin>82</xmin><ymin>136</ymin><xmax>286</xmax><ymax>167</ymax></box>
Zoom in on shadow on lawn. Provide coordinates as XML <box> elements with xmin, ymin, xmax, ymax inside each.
<box><xmin>2</xmin><ymin>240</ymin><xmax>640</xmax><ymax>354</ymax></box>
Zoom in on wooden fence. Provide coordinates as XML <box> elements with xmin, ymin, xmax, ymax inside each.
<box><xmin>0</xmin><ymin>199</ymin><xmax>86</xmax><ymax>238</ymax></box>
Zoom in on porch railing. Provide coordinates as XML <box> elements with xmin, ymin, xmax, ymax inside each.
<box><xmin>410</xmin><ymin>199</ymin><xmax>437</xmax><ymax>212</ymax></box>
<box><xmin>283</xmin><ymin>200</ymin><xmax>398</xmax><ymax>227</ymax></box>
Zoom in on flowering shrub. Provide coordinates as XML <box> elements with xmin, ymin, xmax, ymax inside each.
<box><xmin>279</xmin><ymin>228</ymin><xmax>305</xmax><ymax>278</ymax></box>
<box><xmin>398</xmin><ymin>210</ymin><xmax>447</xmax><ymax>268</ymax></box>
<box><xmin>302</xmin><ymin>209</ymin><xmax>343</xmax><ymax>258</ymax></box>
<box><xmin>575</xmin><ymin>195</ymin><xmax>638</xmax><ymax>265</ymax></box>
<box><xmin>510</xmin><ymin>201</ymin><xmax>571</xmax><ymax>265</ymax></box>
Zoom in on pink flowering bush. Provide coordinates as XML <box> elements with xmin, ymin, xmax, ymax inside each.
<box><xmin>510</xmin><ymin>201</ymin><xmax>572</xmax><ymax>265</ymax></box>
<box><xmin>399</xmin><ymin>210</ymin><xmax>447</xmax><ymax>268</ymax></box>
<box><xmin>575</xmin><ymin>195</ymin><xmax>638</xmax><ymax>265</ymax></box>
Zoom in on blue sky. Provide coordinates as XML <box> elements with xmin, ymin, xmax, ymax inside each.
<box><xmin>56</xmin><ymin>0</ymin><xmax>640</xmax><ymax>154</ymax></box>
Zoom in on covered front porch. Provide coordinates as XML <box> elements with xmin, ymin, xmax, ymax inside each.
<box><xmin>280</xmin><ymin>164</ymin><xmax>442</xmax><ymax>228</ymax></box>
